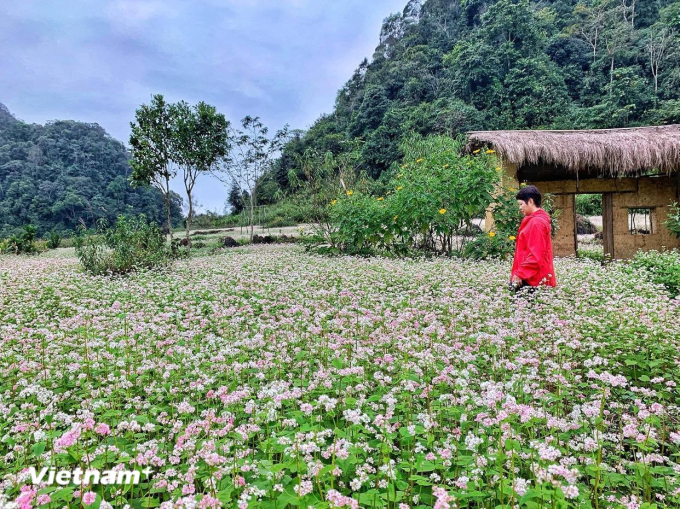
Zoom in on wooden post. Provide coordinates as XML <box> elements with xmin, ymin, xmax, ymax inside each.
<box><xmin>602</xmin><ymin>193</ymin><xmax>614</xmax><ymax>261</ymax></box>
<box><xmin>573</xmin><ymin>197</ymin><xmax>578</xmax><ymax>255</ymax></box>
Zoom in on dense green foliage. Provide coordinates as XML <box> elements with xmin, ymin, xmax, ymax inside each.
<box><xmin>666</xmin><ymin>201</ymin><xmax>680</xmax><ymax>238</ymax></box>
<box><xmin>74</xmin><ymin>214</ymin><xmax>181</xmax><ymax>275</ymax></box>
<box><xmin>1</xmin><ymin>224</ymin><xmax>43</xmax><ymax>254</ymax></box>
<box><xmin>575</xmin><ymin>193</ymin><xmax>603</xmax><ymax>215</ymax></box>
<box><xmin>45</xmin><ymin>230</ymin><xmax>62</xmax><ymax>249</ymax></box>
<box><xmin>303</xmin><ymin>135</ymin><xmax>501</xmax><ymax>255</ymax></box>
<box><xmin>627</xmin><ymin>248</ymin><xmax>680</xmax><ymax>296</ymax></box>
<box><xmin>0</xmin><ymin>102</ymin><xmax>183</xmax><ymax>238</ymax></box>
<box><xmin>273</xmin><ymin>0</ymin><xmax>680</xmax><ymax>187</ymax></box>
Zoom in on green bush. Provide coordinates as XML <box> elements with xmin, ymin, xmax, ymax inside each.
<box><xmin>265</xmin><ymin>215</ymin><xmax>298</xmax><ymax>228</ymax></box>
<box><xmin>665</xmin><ymin>202</ymin><xmax>680</xmax><ymax>239</ymax></box>
<box><xmin>330</xmin><ymin>192</ymin><xmax>398</xmax><ymax>255</ymax></box>
<box><xmin>627</xmin><ymin>249</ymin><xmax>680</xmax><ymax>297</ymax></box>
<box><xmin>46</xmin><ymin>230</ymin><xmax>62</xmax><ymax>249</ymax></box>
<box><xmin>4</xmin><ymin>225</ymin><xmax>42</xmax><ymax>254</ymax></box>
<box><xmin>461</xmin><ymin>231</ymin><xmax>515</xmax><ymax>260</ymax></box>
<box><xmin>59</xmin><ymin>236</ymin><xmax>76</xmax><ymax>248</ymax></box>
<box><xmin>75</xmin><ymin>215</ymin><xmax>178</xmax><ymax>275</ymax></box>
<box><xmin>575</xmin><ymin>194</ymin><xmax>602</xmax><ymax>216</ymax></box>
<box><xmin>577</xmin><ymin>249</ymin><xmax>605</xmax><ymax>263</ymax></box>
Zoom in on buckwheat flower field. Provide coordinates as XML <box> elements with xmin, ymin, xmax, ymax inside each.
<box><xmin>1</xmin><ymin>245</ymin><xmax>679</xmax><ymax>509</ymax></box>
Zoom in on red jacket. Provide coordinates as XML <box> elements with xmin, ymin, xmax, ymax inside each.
<box><xmin>511</xmin><ymin>209</ymin><xmax>556</xmax><ymax>287</ymax></box>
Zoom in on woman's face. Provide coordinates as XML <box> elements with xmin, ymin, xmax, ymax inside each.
<box><xmin>518</xmin><ymin>199</ymin><xmax>533</xmax><ymax>216</ymax></box>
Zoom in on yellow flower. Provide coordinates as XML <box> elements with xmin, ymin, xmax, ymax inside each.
<box><xmin>520</xmin><ymin>182</ymin><xmax>527</xmax><ymax>187</ymax></box>
<box><xmin>473</xmin><ymin>149</ymin><xmax>481</xmax><ymax>154</ymax></box>
<box><xmin>346</xmin><ymin>190</ymin><xmax>353</xmax><ymax>196</ymax></box>
<box><xmin>377</xmin><ymin>197</ymin><xmax>384</xmax><ymax>201</ymax></box>
<box><xmin>509</xmin><ymin>235</ymin><xmax>516</xmax><ymax>241</ymax></box>
<box><xmin>393</xmin><ymin>215</ymin><xmax>398</xmax><ymax>221</ymax></box>
<box><xmin>495</xmin><ymin>166</ymin><xmax>502</xmax><ymax>172</ymax></box>
<box><xmin>331</xmin><ymin>199</ymin><xmax>337</xmax><ymax>206</ymax></box>
<box><xmin>439</xmin><ymin>208</ymin><xmax>446</xmax><ymax>215</ymax></box>
<box><xmin>401</xmin><ymin>164</ymin><xmax>408</xmax><ymax>169</ymax></box>
<box><xmin>397</xmin><ymin>186</ymin><xmax>403</xmax><ymax>191</ymax></box>
<box><xmin>489</xmin><ymin>231</ymin><xmax>496</xmax><ymax>237</ymax></box>
<box><xmin>509</xmin><ymin>188</ymin><xmax>515</xmax><ymax>192</ymax></box>
<box><xmin>486</xmin><ymin>149</ymin><xmax>495</xmax><ymax>154</ymax></box>
<box><xmin>416</xmin><ymin>158</ymin><xmax>424</xmax><ymax>163</ymax></box>
<box><xmin>397</xmin><ymin>173</ymin><xmax>403</xmax><ymax>178</ymax></box>
<box><xmin>443</xmin><ymin>164</ymin><xmax>449</xmax><ymax>169</ymax></box>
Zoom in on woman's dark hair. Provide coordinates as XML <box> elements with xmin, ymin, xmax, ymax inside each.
<box><xmin>516</xmin><ymin>185</ymin><xmax>542</xmax><ymax>208</ymax></box>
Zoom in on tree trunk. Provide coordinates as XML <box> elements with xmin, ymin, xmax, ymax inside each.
<box><xmin>185</xmin><ymin>189</ymin><xmax>193</xmax><ymax>243</ymax></box>
<box><xmin>249</xmin><ymin>197</ymin><xmax>255</xmax><ymax>243</ymax></box>
<box><xmin>165</xmin><ymin>175</ymin><xmax>173</xmax><ymax>242</ymax></box>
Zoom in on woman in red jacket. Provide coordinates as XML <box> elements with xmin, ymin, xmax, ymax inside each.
<box><xmin>510</xmin><ymin>185</ymin><xmax>557</xmax><ymax>291</ymax></box>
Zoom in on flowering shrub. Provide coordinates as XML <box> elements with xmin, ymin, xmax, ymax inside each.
<box><xmin>461</xmin><ymin>231</ymin><xmax>515</xmax><ymax>260</ymax></box>
<box><xmin>328</xmin><ymin>193</ymin><xmax>396</xmax><ymax>255</ymax></box>
<box><xmin>321</xmin><ymin>134</ymin><xmax>499</xmax><ymax>255</ymax></box>
<box><xmin>1</xmin><ymin>246</ymin><xmax>679</xmax><ymax>508</ymax></box>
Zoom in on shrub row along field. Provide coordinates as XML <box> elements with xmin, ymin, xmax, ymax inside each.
<box><xmin>1</xmin><ymin>246</ymin><xmax>679</xmax><ymax>509</ymax></box>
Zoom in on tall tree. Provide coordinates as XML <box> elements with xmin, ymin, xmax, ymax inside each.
<box><xmin>217</xmin><ymin>117</ymin><xmax>289</xmax><ymax>243</ymax></box>
<box><xmin>573</xmin><ymin>1</ymin><xmax>607</xmax><ymax>63</ymax></box>
<box><xmin>129</xmin><ymin>94</ymin><xmax>177</xmax><ymax>239</ymax></box>
<box><xmin>647</xmin><ymin>25</ymin><xmax>675</xmax><ymax>95</ymax></box>
<box><xmin>226</xmin><ymin>180</ymin><xmax>247</xmax><ymax>215</ymax></box>
<box><xmin>171</xmin><ymin>101</ymin><xmax>229</xmax><ymax>241</ymax></box>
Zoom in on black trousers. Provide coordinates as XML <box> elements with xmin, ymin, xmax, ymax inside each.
<box><xmin>508</xmin><ymin>282</ymin><xmax>538</xmax><ymax>295</ymax></box>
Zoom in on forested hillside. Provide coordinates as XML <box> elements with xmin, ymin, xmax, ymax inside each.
<box><xmin>272</xmin><ymin>0</ymin><xmax>680</xmax><ymax>187</ymax></box>
<box><xmin>0</xmin><ymin>103</ymin><xmax>183</xmax><ymax>237</ymax></box>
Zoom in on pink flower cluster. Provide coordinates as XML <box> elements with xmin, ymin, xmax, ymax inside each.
<box><xmin>326</xmin><ymin>489</ymin><xmax>359</xmax><ymax>509</ymax></box>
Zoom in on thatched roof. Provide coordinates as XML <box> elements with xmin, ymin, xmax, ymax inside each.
<box><xmin>467</xmin><ymin>125</ymin><xmax>680</xmax><ymax>176</ymax></box>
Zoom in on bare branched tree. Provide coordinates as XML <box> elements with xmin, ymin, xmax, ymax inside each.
<box><xmin>648</xmin><ymin>26</ymin><xmax>675</xmax><ymax>95</ymax></box>
<box><xmin>574</xmin><ymin>2</ymin><xmax>606</xmax><ymax>63</ymax></box>
<box><xmin>214</xmin><ymin>117</ymin><xmax>289</xmax><ymax>243</ymax></box>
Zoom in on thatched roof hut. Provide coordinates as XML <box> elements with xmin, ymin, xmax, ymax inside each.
<box><xmin>467</xmin><ymin>125</ymin><xmax>680</xmax><ymax>177</ymax></box>
<box><xmin>468</xmin><ymin>125</ymin><xmax>680</xmax><ymax>259</ymax></box>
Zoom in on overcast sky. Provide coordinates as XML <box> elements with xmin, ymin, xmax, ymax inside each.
<box><xmin>0</xmin><ymin>0</ymin><xmax>407</xmax><ymax>212</ymax></box>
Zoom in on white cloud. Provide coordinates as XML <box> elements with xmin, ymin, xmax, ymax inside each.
<box><xmin>1</xmin><ymin>0</ymin><xmax>408</xmax><ymax>211</ymax></box>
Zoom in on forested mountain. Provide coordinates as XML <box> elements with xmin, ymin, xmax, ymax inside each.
<box><xmin>0</xmin><ymin>103</ymin><xmax>183</xmax><ymax>238</ymax></box>
<box><xmin>273</xmin><ymin>0</ymin><xmax>680</xmax><ymax>185</ymax></box>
